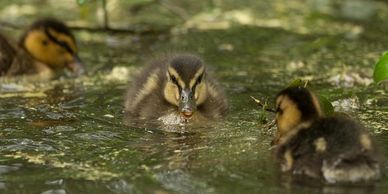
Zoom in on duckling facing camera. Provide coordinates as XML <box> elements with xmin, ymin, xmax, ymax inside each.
<box><xmin>0</xmin><ymin>18</ymin><xmax>84</xmax><ymax>79</ymax></box>
<box><xmin>273</xmin><ymin>87</ymin><xmax>381</xmax><ymax>183</ymax></box>
<box><xmin>124</xmin><ymin>54</ymin><xmax>228</xmax><ymax>125</ymax></box>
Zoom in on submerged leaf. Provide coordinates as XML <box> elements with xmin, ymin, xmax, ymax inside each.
<box><xmin>373</xmin><ymin>52</ymin><xmax>388</xmax><ymax>84</ymax></box>
<box><xmin>288</xmin><ymin>78</ymin><xmax>308</xmax><ymax>88</ymax></box>
<box><xmin>317</xmin><ymin>95</ymin><xmax>334</xmax><ymax>116</ymax></box>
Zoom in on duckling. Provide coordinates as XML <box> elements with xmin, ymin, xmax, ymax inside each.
<box><xmin>0</xmin><ymin>18</ymin><xmax>84</xmax><ymax>79</ymax></box>
<box><xmin>124</xmin><ymin>54</ymin><xmax>228</xmax><ymax>125</ymax></box>
<box><xmin>273</xmin><ymin>87</ymin><xmax>381</xmax><ymax>183</ymax></box>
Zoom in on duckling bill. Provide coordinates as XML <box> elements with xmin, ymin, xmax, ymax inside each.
<box><xmin>273</xmin><ymin>87</ymin><xmax>381</xmax><ymax>183</ymax></box>
<box><xmin>124</xmin><ymin>54</ymin><xmax>228</xmax><ymax>125</ymax></box>
<box><xmin>0</xmin><ymin>18</ymin><xmax>84</xmax><ymax>79</ymax></box>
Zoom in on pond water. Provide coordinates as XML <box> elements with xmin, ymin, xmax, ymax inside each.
<box><xmin>1</xmin><ymin>1</ymin><xmax>388</xmax><ymax>194</ymax></box>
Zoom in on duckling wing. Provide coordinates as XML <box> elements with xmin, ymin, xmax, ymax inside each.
<box><xmin>316</xmin><ymin>118</ymin><xmax>381</xmax><ymax>183</ymax></box>
<box><xmin>197</xmin><ymin>80</ymin><xmax>228</xmax><ymax>119</ymax></box>
<box><xmin>0</xmin><ymin>33</ymin><xmax>15</xmax><ymax>75</ymax></box>
<box><xmin>124</xmin><ymin>57</ymin><xmax>174</xmax><ymax>120</ymax></box>
<box><xmin>276</xmin><ymin>117</ymin><xmax>381</xmax><ymax>182</ymax></box>
<box><xmin>276</xmin><ymin>127</ymin><xmax>324</xmax><ymax>178</ymax></box>
<box><xmin>0</xmin><ymin>33</ymin><xmax>38</xmax><ymax>76</ymax></box>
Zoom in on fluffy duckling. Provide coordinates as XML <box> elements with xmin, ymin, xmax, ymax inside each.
<box><xmin>0</xmin><ymin>18</ymin><xmax>84</xmax><ymax>79</ymax></box>
<box><xmin>124</xmin><ymin>54</ymin><xmax>228</xmax><ymax>125</ymax></box>
<box><xmin>273</xmin><ymin>87</ymin><xmax>381</xmax><ymax>183</ymax></box>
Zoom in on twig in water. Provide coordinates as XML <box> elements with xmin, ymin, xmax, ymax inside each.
<box><xmin>304</xmin><ymin>80</ymin><xmax>309</xmax><ymax>88</ymax></box>
<box><xmin>264</xmin><ymin>118</ymin><xmax>276</xmax><ymax>129</ymax></box>
<box><xmin>250</xmin><ymin>96</ymin><xmax>276</xmax><ymax>113</ymax></box>
<box><xmin>156</xmin><ymin>0</ymin><xmax>189</xmax><ymax>21</ymax></box>
<box><xmin>0</xmin><ymin>21</ymin><xmax>19</xmax><ymax>30</ymax></box>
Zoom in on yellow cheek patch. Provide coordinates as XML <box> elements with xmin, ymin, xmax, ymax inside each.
<box><xmin>23</xmin><ymin>28</ymin><xmax>77</xmax><ymax>68</ymax></box>
<box><xmin>195</xmin><ymin>82</ymin><xmax>208</xmax><ymax>105</ymax></box>
<box><xmin>164</xmin><ymin>81</ymin><xmax>180</xmax><ymax>106</ymax></box>
<box><xmin>276</xmin><ymin>96</ymin><xmax>302</xmax><ymax>138</ymax></box>
<box><xmin>24</xmin><ymin>30</ymin><xmax>63</xmax><ymax>67</ymax></box>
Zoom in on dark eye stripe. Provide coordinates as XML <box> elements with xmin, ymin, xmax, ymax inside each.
<box><xmin>192</xmin><ymin>73</ymin><xmax>203</xmax><ymax>89</ymax></box>
<box><xmin>169</xmin><ymin>73</ymin><xmax>182</xmax><ymax>91</ymax></box>
<box><xmin>44</xmin><ymin>28</ymin><xmax>74</xmax><ymax>54</ymax></box>
<box><xmin>191</xmin><ymin>74</ymin><xmax>204</xmax><ymax>97</ymax></box>
<box><xmin>170</xmin><ymin>75</ymin><xmax>178</xmax><ymax>85</ymax></box>
<box><xmin>197</xmin><ymin>74</ymin><xmax>203</xmax><ymax>84</ymax></box>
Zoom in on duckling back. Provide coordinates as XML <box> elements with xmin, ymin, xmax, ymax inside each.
<box><xmin>0</xmin><ymin>32</ymin><xmax>37</xmax><ymax>76</ymax></box>
<box><xmin>0</xmin><ymin>33</ymin><xmax>15</xmax><ymax>75</ymax></box>
<box><xmin>274</xmin><ymin>87</ymin><xmax>381</xmax><ymax>183</ymax></box>
<box><xmin>276</xmin><ymin>116</ymin><xmax>381</xmax><ymax>183</ymax></box>
<box><xmin>124</xmin><ymin>56</ymin><xmax>171</xmax><ymax>119</ymax></box>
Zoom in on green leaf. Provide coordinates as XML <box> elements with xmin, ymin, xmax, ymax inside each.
<box><xmin>76</xmin><ymin>0</ymin><xmax>95</xmax><ymax>6</ymax></box>
<box><xmin>76</xmin><ymin>0</ymin><xmax>89</xmax><ymax>6</ymax></box>
<box><xmin>373</xmin><ymin>52</ymin><xmax>388</xmax><ymax>84</ymax></box>
<box><xmin>287</xmin><ymin>78</ymin><xmax>305</xmax><ymax>88</ymax></box>
<box><xmin>317</xmin><ymin>95</ymin><xmax>334</xmax><ymax>116</ymax></box>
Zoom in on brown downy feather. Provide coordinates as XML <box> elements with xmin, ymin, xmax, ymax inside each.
<box><xmin>124</xmin><ymin>54</ymin><xmax>228</xmax><ymax>124</ymax></box>
<box><xmin>1</xmin><ymin>18</ymin><xmax>83</xmax><ymax>79</ymax></box>
<box><xmin>274</xmin><ymin>87</ymin><xmax>381</xmax><ymax>183</ymax></box>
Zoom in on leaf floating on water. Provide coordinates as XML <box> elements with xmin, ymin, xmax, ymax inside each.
<box><xmin>317</xmin><ymin>95</ymin><xmax>334</xmax><ymax>116</ymax></box>
<box><xmin>373</xmin><ymin>52</ymin><xmax>388</xmax><ymax>84</ymax></box>
<box><xmin>287</xmin><ymin>78</ymin><xmax>308</xmax><ymax>88</ymax></box>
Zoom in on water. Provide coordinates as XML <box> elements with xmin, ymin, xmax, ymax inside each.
<box><xmin>1</xmin><ymin>0</ymin><xmax>388</xmax><ymax>193</ymax></box>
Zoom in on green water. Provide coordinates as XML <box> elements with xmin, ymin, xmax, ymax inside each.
<box><xmin>1</xmin><ymin>0</ymin><xmax>388</xmax><ymax>193</ymax></box>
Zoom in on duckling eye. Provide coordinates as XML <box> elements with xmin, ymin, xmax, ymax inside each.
<box><xmin>44</xmin><ymin>28</ymin><xmax>74</xmax><ymax>54</ymax></box>
<box><xmin>42</xmin><ymin>39</ymin><xmax>49</xmax><ymax>46</ymax></box>
<box><xmin>58</xmin><ymin>40</ymin><xmax>66</xmax><ymax>47</ymax></box>
<box><xmin>170</xmin><ymin>75</ymin><xmax>178</xmax><ymax>85</ymax></box>
<box><xmin>192</xmin><ymin>74</ymin><xmax>203</xmax><ymax>89</ymax></box>
<box><xmin>276</xmin><ymin>107</ymin><xmax>283</xmax><ymax>115</ymax></box>
<box><xmin>197</xmin><ymin>74</ymin><xmax>203</xmax><ymax>84</ymax></box>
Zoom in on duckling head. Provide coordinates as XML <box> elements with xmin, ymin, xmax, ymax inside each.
<box><xmin>163</xmin><ymin>55</ymin><xmax>208</xmax><ymax>119</ymax></box>
<box><xmin>274</xmin><ymin>87</ymin><xmax>323</xmax><ymax>143</ymax></box>
<box><xmin>20</xmin><ymin>18</ymin><xmax>84</xmax><ymax>75</ymax></box>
